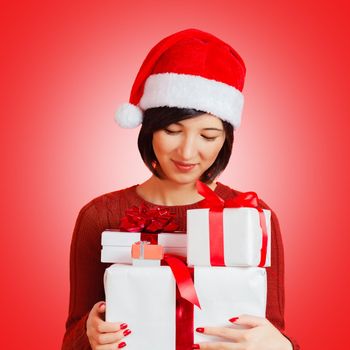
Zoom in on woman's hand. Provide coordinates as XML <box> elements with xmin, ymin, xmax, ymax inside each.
<box><xmin>193</xmin><ymin>314</ymin><xmax>293</xmax><ymax>350</ymax></box>
<box><xmin>86</xmin><ymin>301</ymin><xmax>131</xmax><ymax>350</ymax></box>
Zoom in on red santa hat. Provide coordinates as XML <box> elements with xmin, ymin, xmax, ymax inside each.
<box><xmin>115</xmin><ymin>28</ymin><xmax>246</xmax><ymax>129</ymax></box>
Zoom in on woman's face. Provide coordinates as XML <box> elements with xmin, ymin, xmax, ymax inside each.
<box><xmin>152</xmin><ymin>113</ymin><xmax>226</xmax><ymax>185</ymax></box>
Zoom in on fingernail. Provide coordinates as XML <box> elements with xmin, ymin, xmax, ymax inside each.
<box><xmin>123</xmin><ymin>329</ymin><xmax>132</xmax><ymax>336</ymax></box>
<box><xmin>229</xmin><ymin>317</ymin><xmax>239</xmax><ymax>323</ymax></box>
<box><xmin>118</xmin><ymin>342</ymin><xmax>126</xmax><ymax>349</ymax></box>
<box><xmin>196</xmin><ymin>327</ymin><xmax>204</xmax><ymax>333</ymax></box>
<box><xmin>192</xmin><ymin>344</ymin><xmax>200</xmax><ymax>349</ymax></box>
<box><xmin>120</xmin><ymin>323</ymin><xmax>128</xmax><ymax>330</ymax></box>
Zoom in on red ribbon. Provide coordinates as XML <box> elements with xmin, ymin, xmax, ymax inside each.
<box><xmin>196</xmin><ymin>180</ymin><xmax>268</xmax><ymax>267</ymax></box>
<box><xmin>163</xmin><ymin>254</ymin><xmax>201</xmax><ymax>309</ymax></box>
<box><xmin>140</xmin><ymin>233</ymin><xmax>201</xmax><ymax>309</ymax></box>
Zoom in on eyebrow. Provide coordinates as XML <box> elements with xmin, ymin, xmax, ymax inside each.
<box><xmin>202</xmin><ymin>128</ymin><xmax>224</xmax><ymax>131</ymax></box>
<box><xmin>172</xmin><ymin>122</ymin><xmax>223</xmax><ymax>132</ymax></box>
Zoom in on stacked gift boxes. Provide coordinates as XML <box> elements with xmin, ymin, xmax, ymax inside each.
<box><xmin>104</xmin><ymin>241</ymin><xmax>178</xmax><ymax>348</ymax></box>
<box><xmin>185</xmin><ymin>180</ymin><xmax>271</xmax><ymax>343</ymax></box>
<box><xmin>102</xmin><ymin>181</ymin><xmax>271</xmax><ymax>348</ymax></box>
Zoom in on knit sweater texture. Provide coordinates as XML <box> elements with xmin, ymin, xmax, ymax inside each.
<box><xmin>61</xmin><ymin>182</ymin><xmax>299</xmax><ymax>349</ymax></box>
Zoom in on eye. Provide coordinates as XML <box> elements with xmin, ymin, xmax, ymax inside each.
<box><xmin>202</xmin><ymin>135</ymin><xmax>217</xmax><ymax>141</ymax></box>
<box><xmin>164</xmin><ymin>128</ymin><xmax>181</xmax><ymax>134</ymax></box>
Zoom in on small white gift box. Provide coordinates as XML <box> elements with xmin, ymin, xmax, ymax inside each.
<box><xmin>104</xmin><ymin>264</ymin><xmax>176</xmax><ymax>350</ymax></box>
<box><xmin>187</xmin><ymin>208</ymin><xmax>271</xmax><ymax>267</ymax></box>
<box><xmin>101</xmin><ymin>229</ymin><xmax>186</xmax><ymax>263</ymax></box>
<box><xmin>193</xmin><ymin>266</ymin><xmax>267</xmax><ymax>342</ymax></box>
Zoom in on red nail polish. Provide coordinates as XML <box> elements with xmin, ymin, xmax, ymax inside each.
<box><xmin>192</xmin><ymin>344</ymin><xmax>200</xmax><ymax>349</ymax></box>
<box><xmin>196</xmin><ymin>327</ymin><xmax>204</xmax><ymax>333</ymax></box>
<box><xmin>123</xmin><ymin>329</ymin><xmax>132</xmax><ymax>336</ymax></box>
<box><xmin>229</xmin><ymin>317</ymin><xmax>239</xmax><ymax>323</ymax></box>
<box><xmin>120</xmin><ymin>323</ymin><xmax>128</xmax><ymax>330</ymax></box>
<box><xmin>118</xmin><ymin>342</ymin><xmax>126</xmax><ymax>349</ymax></box>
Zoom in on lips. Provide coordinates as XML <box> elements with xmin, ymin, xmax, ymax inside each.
<box><xmin>172</xmin><ymin>160</ymin><xmax>197</xmax><ymax>172</ymax></box>
<box><xmin>173</xmin><ymin>160</ymin><xmax>196</xmax><ymax>166</ymax></box>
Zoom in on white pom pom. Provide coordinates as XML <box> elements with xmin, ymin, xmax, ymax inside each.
<box><xmin>114</xmin><ymin>103</ymin><xmax>143</xmax><ymax>128</ymax></box>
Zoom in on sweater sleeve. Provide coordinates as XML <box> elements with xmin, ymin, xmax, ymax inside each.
<box><xmin>260</xmin><ymin>200</ymin><xmax>300</xmax><ymax>350</ymax></box>
<box><xmin>62</xmin><ymin>201</ymin><xmax>106</xmax><ymax>350</ymax></box>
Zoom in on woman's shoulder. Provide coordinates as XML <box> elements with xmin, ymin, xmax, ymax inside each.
<box><xmin>217</xmin><ymin>182</ymin><xmax>281</xmax><ymax>235</ymax></box>
<box><xmin>215</xmin><ymin>181</ymin><xmax>242</xmax><ymax>198</ymax></box>
<box><xmin>216</xmin><ymin>181</ymin><xmax>274</xmax><ymax>212</ymax></box>
<box><xmin>77</xmin><ymin>184</ymin><xmax>140</xmax><ymax>215</ymax></box>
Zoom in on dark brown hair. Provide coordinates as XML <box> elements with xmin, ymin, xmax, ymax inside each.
<box><xmin>137</xmin><ymin>106</ymin><xmax>234</xmax><ymax>184</ymax></box>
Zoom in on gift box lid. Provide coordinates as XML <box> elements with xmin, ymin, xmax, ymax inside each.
<box><xmin>101</xmin><ymin>229</ymin><xmax>187</xmax><ymax>248</ymax></box>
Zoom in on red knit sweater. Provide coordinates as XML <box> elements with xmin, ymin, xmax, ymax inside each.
<box><xmin>61</xmin><ymin>182</ymin><xmax>299</xmax><ymax>349</ymax></box>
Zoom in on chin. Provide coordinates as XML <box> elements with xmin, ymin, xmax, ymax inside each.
<box><xmin>167</xmin><ymin>174</ymin><xmax>202</xmax><ymax>186</ymax></box>
<box><xmin>159</xmin><ymin>165</ymin><xmax>206</xmax><ymax>184</ymax></box>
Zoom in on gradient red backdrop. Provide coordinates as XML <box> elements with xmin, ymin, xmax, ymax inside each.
<box><xmin>1</xmin><ymin>1</ymin><xmax>350</xmax><ymax>349</ymax></box>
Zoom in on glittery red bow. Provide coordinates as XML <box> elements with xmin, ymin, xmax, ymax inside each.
<box><xmin>119</xmin><ymin>203</ymin><xmax>179</xmax><ymax>233</ymax></box>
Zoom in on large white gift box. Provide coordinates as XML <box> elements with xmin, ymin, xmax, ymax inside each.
<box><xmin>101</xmin><ymin>229</ymin><xmax>186</xmax><ymax>263</ymax></box>
<box><xmin>104</xmin><ymin>264</ymin><xmax>176</xmax><ymax>350</ymax></box>
<box><xmin>187</xmin><ymin>208</ymin><xmax>271</xmax><ymax>267</ymax></box>
<box><xmin>104</xmin><ymin>264</ymin><xmax>267</xmax><ymax>348</ymax></box>
<box><xmin>194</xmin><ymin>266</ymin><xmax>267</xmax><ymax>342</ymax></box>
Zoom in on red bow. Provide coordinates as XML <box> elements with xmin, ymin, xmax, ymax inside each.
<box><xmin>196</xmin><ymin>180</ymin><xmax>268</xmax><ymax>267</ymax></box>
<box><xmin>120</xmin><ymin>203</ymin><xmax>179</xmax><ymax>233</ymax></box>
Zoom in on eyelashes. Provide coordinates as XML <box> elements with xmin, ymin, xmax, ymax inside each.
<box><xmin>201</xmin><ymin>136</ymin><xmax>217</xmax><ymax>141</ymax></box>
<box><xmin>163</xmin><ymin>129</ymin><xmax>179</xmax><ymax>134</ymax></box>
<box><xmin>163</xmin><ymin>129</ymin><xmax>217</xmax><ymax>141</ymax></box>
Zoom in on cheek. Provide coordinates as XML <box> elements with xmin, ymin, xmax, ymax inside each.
<box><xmin>152</xmin><ymin>134</ymin><xmax>173</xmax><ymax>158</ymax></box>
<box><xmin>203</xmin><ymin>140</ymin><xmax>225</xmax><ymax>160</ymax></box>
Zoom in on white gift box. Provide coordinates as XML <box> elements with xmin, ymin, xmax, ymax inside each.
<box><xmin>101</xmin><ymin>229</ymin><xmax>186</xmax><ymax>263</ymax></box>
<box><xmin>187</xmin><ymin>208</ymin><xmax>271</xmax><ymax>267</ymax></box>
<box><xmin>194</xmin><ymin>266</ymin><xmax>267</xmax><ymax>342</ymax></box>
<box><xmin>104</xmin><ymin>264</ymin><xmax>176</xmax><ymax>350</ymax></box>
<box><xmin>104</xmin><ymin>264</ymin><xmax>266</xmax><ymax>348</ymax></box>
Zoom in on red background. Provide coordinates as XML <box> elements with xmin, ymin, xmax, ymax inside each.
<box><xmin>1</xmin><ymin>1</ymin><xmax>349</xmax><ymax>348</ymax></box>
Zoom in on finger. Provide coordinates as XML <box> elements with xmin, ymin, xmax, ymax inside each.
<box><xmin>98</xmin><ymin>302</ymin><xmax>106</xmax><ymax>314</ymax></box>
<box><xmin>197</xmin><ymin>341</ymin><xmax>242</xmax><ymax>350</ymax></box>
<box><xmin>198</xmin><ymin>326</ymin><xmax>246</xmax><ymax>342</ymax></box>
<box><xmin>95</xmin><ymin>340</ymin><xmax>127</xmax><ymax>350</ymax></box>
<box><xmin>93</xmin><ymin>302</ymin><xmax>129</xmax><ymax>333</ymax></box>
<box><xmin>96</xmin><ymin>320</ymin><xmax>129</xmax><ymax>333</ymax></box>
<box><xmin>96</xmin><ymin>328</ymin><xmax>131</xmax><ymax>345</ymax></box>
<box><xmin>92</xmin><ymin>301</ymin><xmax>106</xmax><ymax>313</ymax></box>
<box><xmin>230</xmin><ymin>314</ymin><xmax>268</xmax><ymax>328</ymax></box>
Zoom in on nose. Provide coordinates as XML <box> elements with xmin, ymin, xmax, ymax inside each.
<box><xmin>177</xmin><ymin>135</ymin><xmax>197</xmax><ymax>160</ymax></box>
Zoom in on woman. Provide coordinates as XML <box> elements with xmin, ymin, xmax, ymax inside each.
<box><xmin>62</xmin><ymin>28</ymin><xmax>299</xmax><ymax>350</ymax></box>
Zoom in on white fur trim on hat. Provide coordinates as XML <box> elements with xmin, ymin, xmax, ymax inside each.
<box><xmin>114</xmin><ymin>102</ymin><xmax>143</xmax><ymax>128</ymax></box>
<box><xmin>139</xmin><ymin>72</ymin><xmax>244</xmax><ymax>128</ymax></box>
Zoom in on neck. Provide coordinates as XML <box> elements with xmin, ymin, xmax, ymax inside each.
<box><xmin>136</xmin><ymin>176</ymin><xmax>217</xmax><ymax>206</ymax></box>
